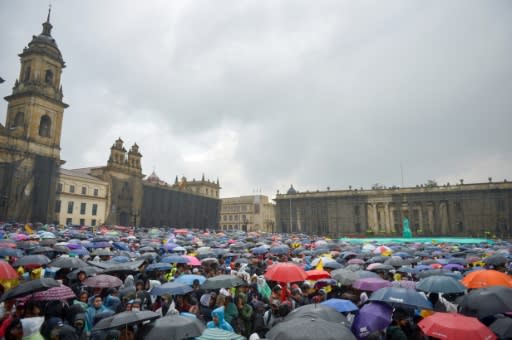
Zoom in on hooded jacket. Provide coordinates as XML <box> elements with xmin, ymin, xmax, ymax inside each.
<box><xmin>73</xmin><ymin>313</ymin><xmax>88</xmax><ymax>340</ymax></box>
<box><xmin>206</xmin><ymin>306</ymin><xmax>234</xmax><ymax>332</ymax></box>
<box><xmin>21</xmin><ymin>317</ymin><xmax>44</xmax><ymax>340</ymax></box>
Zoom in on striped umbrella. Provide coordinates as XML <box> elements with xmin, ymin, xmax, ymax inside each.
<box><xmin>196</xmin><ymin>328</ymin><xmax>245</xmax><ymax>340</ymax></box>
<box><xmin>0</xmin><ymin>260</ymin><xmax>18</xmax><ymax>280</ymax></box>
<box><xmin>32</xmin><ymin>284</ymin><xmax>76</xmax><ymax>301</ymax></box>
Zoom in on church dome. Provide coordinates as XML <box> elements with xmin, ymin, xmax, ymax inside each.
<box><xmin>287</xmin><ymin>185</ymin><xmax>297</xmax><ymax>195</ymax></box>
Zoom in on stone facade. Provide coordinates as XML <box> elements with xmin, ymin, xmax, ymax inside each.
<box><xmin>275</xmin><ymin>182</ymin><xmax>512</xmax><ymax>238</ymax></box>
<box><xmin>0</xmin><ymin>11</ymin><xmax>66</xmax><ymax>223</ymax></box>
<box><xmin>172</xmin><ymin>174</ymin><xmax>220</xmax><ymax>199</ymax></box>
<box><xmin>220</xmin><ymin>195</ymin><xmax>276</xmax><ymax>232</ymax></box>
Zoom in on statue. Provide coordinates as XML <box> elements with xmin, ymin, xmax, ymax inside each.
<box><xmin>402</xmin><ymin>217</ymin><xmax>412</xmax><ymax>238</ymax></box>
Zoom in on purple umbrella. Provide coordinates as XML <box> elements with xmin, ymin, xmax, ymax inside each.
<box><xmin>352</xmin><ymin>277</ymin><xmax>391</xmax><ymax>292</ymax></box>
<box><xmin>351</xmin><ymin>302</ymin><xmax>392</xmax><ymax>339</ymax></box>
<box><xmin>443</xmin><ymin>263</ymin><xmax>464</xmax><ymax>271</ymax></box>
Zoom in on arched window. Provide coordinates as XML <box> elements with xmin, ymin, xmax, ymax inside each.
<box><xmin>13</xmin><ymin>112</ymin><xmax>24</xmax><ymax>128</ymax></box>
<box><xmin>39</xmin><ymin>115</ymin><xmax>51</xmax><ymax>137</ymax></box>
<box><xmin>45</xmin><ymin>69</ymin><xmax>53</xmax><ymax>84</ymax></box>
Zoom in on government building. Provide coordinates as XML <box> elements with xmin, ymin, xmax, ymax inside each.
<box><xmin>219</xmin><ymin>195</ymin><xmax>276</xmax><ymax>232</ymax></box>
<box><xmin>0</xmin><ymin>12</ymin><xmax>220</xmax><ymax>228</ymax></box>
<box><xmin>275</xmin><ymin>181</ymin><xmax>512</xmax><ymax>238</ymax></box>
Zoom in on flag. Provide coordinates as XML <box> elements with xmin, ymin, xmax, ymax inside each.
<box><xmin>316</xmin><ymin>258</ymin><xmax>323</xmax><ymax>271</ymax></box>
<box><xmin>24</xmin><ymin>224</ymin><xmax>33</xmax><ymax>234</ymax></box>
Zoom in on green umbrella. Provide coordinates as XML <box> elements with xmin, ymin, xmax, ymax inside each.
<box><xmin>196</xmin><ymin>328</ymin><xmax>245</xmax><ymax>340</ymax></box>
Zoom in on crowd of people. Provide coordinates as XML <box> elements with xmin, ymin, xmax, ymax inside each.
<box><xmin>0</xmin><ymin>224</ymin><xmax>510</xmax><ymax>340</ymax></box>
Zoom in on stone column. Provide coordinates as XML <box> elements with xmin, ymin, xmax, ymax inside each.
<box><xmin>384</xmin><ymin>203</ymin><xmax>391</xmax><ymax>233</ymax></box>
<box><xmin>389</xmin><ymin>206</ymin><xmax>395</xmax><ymax>232</ymax></box>
<box><xmin>372</xmin><ymin>203</ymin><xmax>378</xmax><ymax>232</ymax></box>
<box><xmin>418</xmin><ymin>205</ymin><xmax>423</xmax><ymax>234</ymax></box>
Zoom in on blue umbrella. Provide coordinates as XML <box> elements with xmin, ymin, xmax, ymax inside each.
<box><xmin>0</xmin><ymin>248</ymin><xmax>23</xmax><ymax>257</ymax></box>
<box><xmin>161</xmin><ymin>256</ymin><xmax>188</xmax><ymax>264</ymax></box>
<box><xmin>251</xmin><ymin>246</ymin><xmax>268</xmax><ymax>255</ymax></box>
<box><xmin>69</xmin><ymin>247</ymin><xmax>89</xmax><ymax>256</ymax></box>
<box><xmin>112</xmin><ymin>256</ymin><xmax>130</xmax><ymax>263</ymax></box>
<box><xmin>270</xmin><ymin>245</ymin><xmax>289</xmax><ymax>255</ymax></box>
<box><xmin>146</xmin><ymin>263</ymin><xmax>172</xmax><ymax>272</ymax></box>
<box><xmin>151</xmin><ymin>282</ymin><xmax>193</xmax><ymax>296</ymax></box>
<box><xmin>369</xmin><ymin>287</ymin><xmax>433</xmax><ymax>310</ymax></box>
<box><xmin>174</xmin><ymin>274</ymin><xmax>206</xmax><ymax>285</ymax></box>
<box><xmin>321</xmin><ymin>298</ymin><xmax>358</xmax><ymax>312</ymax></box>
<box><xmin>112</xmin><ymin>242</ymin><xmax>130</xmax><ymax>251</ymax></box>
<box><xmin>351</xmin><ymin>302</ymin><xmax>392</xmax><ymax>339</ymax></box>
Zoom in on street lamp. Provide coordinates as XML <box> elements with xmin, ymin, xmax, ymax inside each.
<box><xmin>131</xmin><ymin>209</ymin><xmax>140</xmax><ymax>231</ymax></box>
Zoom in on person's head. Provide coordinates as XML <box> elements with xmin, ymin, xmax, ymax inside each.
<box><xmin>272</xmin><ymin>284</ymin><xmax>282</xmax><ymax>295</ymax></box>
<box><xmin>270</xmin><ymin>300</ymin><xmax>280</xmax><ymax>314</ymax></box>
<box><xmin>192</xmin><ymin>279</ymin><xmax>200</xmax><ymax>289</ymax></box>
<box><xmin>77</xmin><ymin>271</ymin><xmax>86</xmax><ymax>282</ymax></box>
<box><xmin>131</xmin><ymin>299</ymin><xmax>141</xmax><ymax>312</ymax></box>
<box><xmin>93</xmin><ymin>295</ymin><xmax>103</xmax><ymax>309</ymax></box>
<box><xmin>79</xmin><ymin>291</ymin><xmax>89</xmax><ymax>303</ymax></box>
<box><xmin>6</xmin><ymin>318</ymin><xmax>22</xmax><ymax>340</ymax></box>
<box><xmin>215</xmin><ymin>294</ymin><xmax>225</xmax><ymax>307</ymax></box>
<box><xmin>135</xmin><ymin>280</ymin><xmax>144</xmax><ymax>291</ymax></box>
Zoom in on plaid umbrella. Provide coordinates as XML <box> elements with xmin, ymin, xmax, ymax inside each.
<box><xmin>0</xmin><ymin>260</ymin><xmax>18</xmax><ymax>280</ymax></box>
<box><xmin>32</xmin><ymin>284</ymin><xmax>76</xmax><ymax>301</ymax></box>
<box><xmin>0</xmin><ymin>278</ymin><xmax>60</xmax><ymax>301</ymax></box>
<box><xmin>83</xmin><ymin>274</ymin><xmax>123</xmax><ymax>288</ymax></box>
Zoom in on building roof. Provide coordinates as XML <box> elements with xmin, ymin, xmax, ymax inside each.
<box><xmin>60</xmin><ymin>168</ymin><xmax>107</xmax><ymax>183</ymax></box>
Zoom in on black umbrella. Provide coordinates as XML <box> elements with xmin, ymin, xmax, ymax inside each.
<box><xmin>483</xmin><ymin>255</ymin><xmax>508</xmax><ymax>267</ymax></box>
<box><xmin>139</xmin><ymin>315</ymin><xmax>205</xmax><ymax>340</ymax></box>
<box><xmin>13</xmin><ymin>255</ymin><xmax>50</xmax><ymax>267</ymax></box>
<box><xmin>267</xmin><ymin>317</ymin><xmax>356</xmax><ymax>340</ymax></box>
<box><xmin>459</xmin><ymin>286</ymin><xmax>512</xmax><ymax>318</ymax></box>
<box><xmin>66</xmin><ymin>266</ymin><xmax>103</xmax><ymax>280</ymax></box>
<box><xmin>285</xmin><ymin>304</ymin><xmax>348</xmax><ymax>324</ymax></box>
<box><xmin>0</xmin><ymin>278</ymin><xmax>60</xmax><ymax>301</ymax></box>
<box><xmin>92</xmin><ymin>310</ymin><xmax>160</xmax><ymax>331</ymax></box>
<box><xmin>50</xmin><ymin>257</ymin><xmax>88</xmax><ymax>269</ymax></box>
<box><xmin>489</xmin><ymin>316</ymin><xmax>512</xmax><ymax>339</ymax></box>
<box><xmin>30</xmin><ymin>247</ymin><xmax>55</xmax><ymax>254</ymax></box>
<box><xmin>201</xmin><ymin>275</ymin><xmax>245</xmax><ymax>289</ymax></box>
<box><xmin>416</xmin><ymin>275</ymin><xmax>466</xmax><ymax>294</ymax></box>
<box><xmin>369</xmin><ymin>287</ymin><xmax>433</xmax><ymax>310</ymax></box>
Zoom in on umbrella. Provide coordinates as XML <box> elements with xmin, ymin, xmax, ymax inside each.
<box><xmin>369</xmin><ymin>287</ymin><xmax>433</xmax><ymax>310</ymax></box>
<box><xmin>331</xmin><ymin>269</ymin><xmax>358</xmax><ymax>285</ymax></box>
<box><xmin>151</xmin><ymin>282</ymin><xmax>193</xmax><ymax>296</ymax></box>
<box><xmin>83</xmin><ymin>274</ymin><xmax>123</xmax><ymax>288</ymax></box>
<box><xmin>416</xmin><ymin>275</ymin><xmax>466</xmax><ymax>294</ymax></box>
<box><xmin>320</xmin><ymin>298</ymin><xmax>358</xmax><ymax>312</ymax></box>
<box><xmin>285</xmin><ymin>304</ymin><xmax>348</xmax><ymax>324</ymax></box>
<box><xmin>265</xmin><ymin>263</ymin><xmax>308</xmax><ymax>283</ymax></box>
<box><xmin>145</xmin><ymin>263</ymin><xmax>172</xmax><ymax>272</ymax></box>
<box><xmin>49</xmin><ymin>257</ymin><xmax>88</xmax><ymax>269</ymax></box>
<box><xmin>0</xmin><ymin>248</ymin><xmax>23</xmax><ymax>257</ymax></box>
<box><xmin>0</xmin><ymin>260</ymin><xmax>18</xmax><ymax>280</ymax></box>
<box><xmin>459</xmin><ymin>286</ymin><xmax>512</xmax><ymax>318</ymax></box>
<box><xmin>418</xmin><ymin>269</ymin><xmax>462</xmax><ymax>280</ymax></box>
<box><xmin>202</xmin><ymin>275</ymin><xmax>246</xmax><ymax>289</ymax></box>
<box><xmin>93</xmin><ymin>310</ymin><xmax>160</xmax><ymax>331</ymax></box>
<box><xmin>367</xmin><ymin>263</ymin><xmax>394</xmax><ymax>272</ymax></box>
<box><xmin>174</xmin><ymin>274</ymin><xmax>206</xmax><ymax>286</ymax></box>
<box><xmin>461</xmin><ymin>270</ymin><xmax>512</xmax><ymax>289</ymax></box>
<box><xmin>140</xmin><ymin>315</ymin><xmax>205</xmax><ymax>340</ymax></box>
<box><xmin>351</xmin><ymin>302</ymin><xmax>393</xmax><ymax>339</ymax></box>
<box><xmin>13</xmin><ymin>255</ymin><xmax>50</xmax><ymax>267</ymax></box>
<box><xmin>267</xmin><ymin>317</ymin><xmax>356</xmax><ymax>340</ymax></box>
<box><xmin>66</xmin><ymin>267</ymin><xmax>103</xmax><ymax>280</ymax></box>
<box><xmin>489</xmin><ymin>316</ymin><xmax>512</xmax><ymax>340</ymax></box>
<box><xmin>183</xmin><ymin>255</ymin><xmax>201</xmax><ymax>266</ymax></box>
<box><xmin>323</xmin><ymin>261</ymin><xmax>342</xmax><ymax>270</ymax></box>
<box><xmin>352</xmin><ymin>278</ymin><xmax>391</xmax><ymax>292</ymax></box>
<box><xmin>483</xmin><ymin>255</ymin><xmax>508</xmax><ymax>266</ymax></box>
<box><xmin>196</xmin><ymin>328</ymin><xmax>245</xmax><ymax>340</ymax></box>
<box><xmin>161</xmin><ymin>256</ymin><xmax>189</xmax><ymax>264</ymax></box>
<box><xmin>269</xmin><ymin>245</ymin><xmax>290</xmax><ymax>255</ymax></box>
<box><xmin>251</xmin><ymin>246</ymin><xmax>268</xmax><ymax>255</ymax></box>
<box><xmin>419</xmin><ymin>312</ymin><xmax>496</xmax><ymax>340</ymax></box>
<box><xmin>200</xmin><ymin>258</ymin><xmax>219</xmax><ymax>265</ymax></box>
<box><xmin>32</xmin><ymin>284</ymin><xmax>76</xmax><ymax>301</ymax></box>
<box><xmin>305</xmin><ymin>269</ymin><xmax>331</xmax><ymax>281</ymax></box>
<box><xmin>390</xmin><ymin>280</ymin><xmax>417</xmax><ymax>289</ymax></box>
<box><xmin>1</xmin><ymin>278</ymin><xmax>60</xmax><ymax>301</ymax></box>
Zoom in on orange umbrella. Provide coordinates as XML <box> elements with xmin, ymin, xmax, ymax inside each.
<box><xmin>306</xmin><ymin>269</ymin><xmax>331</xmax><ymax>281</ymax></box>
<box><xmin>461</xmin><ymin>270</ymin><xmax>512</xmax><ymax>289</ymax></box>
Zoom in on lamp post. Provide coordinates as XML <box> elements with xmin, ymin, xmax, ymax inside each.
<box><xmin>131</xmin><ymin>209</ymin><xmax>140</xmax><ymax>232</ymax></box>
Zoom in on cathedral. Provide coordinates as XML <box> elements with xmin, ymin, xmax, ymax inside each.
<box><xmin>0</xmin><ymin>12</ymin><xmax>220</xmax><ymax>228</ymax></box>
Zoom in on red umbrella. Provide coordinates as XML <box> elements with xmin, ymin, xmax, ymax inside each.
<box><xmin>0</xmin><ymin>260</ymin><xmax>18</xmax><ymax>280</ymax></box>
<box><xmin>32</xmin><ymin>284</ymin><xmax>76</xmax><ymax>301</ymax></box>
<box><xmin>83</xmin><ymin>274</ymin><xmax>123</xmax><ymax>288</ymax></box>
<box><xmin>419</xmin><ymin>312</ymin><xmax>496</xmax><ymax>340</ymax></box>
<box><xmin>306</xmin><ymin>269</ymin><xmax>331</xmax><ymax>281</ymax></box>
<box><xmin>265</xmin><ymin>263</ymin><xmax>308</xmax><ymax>283</ymax></box>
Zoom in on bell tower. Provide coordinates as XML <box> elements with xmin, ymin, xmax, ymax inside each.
<box><xmin>4</xmin><ymin>7</ymin><xmax>68</xmax><ymax>155</ymax></box>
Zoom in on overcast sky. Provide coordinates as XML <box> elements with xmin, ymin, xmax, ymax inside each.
<box><xmin>1</xmin><ymin>1</ymin><xmax>511</xmax><ymax>198</ymax></box>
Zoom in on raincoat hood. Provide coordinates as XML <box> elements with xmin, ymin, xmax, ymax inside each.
<box><xmin>21</xmin><ymin>317</ymin><xmax>44</xmax><ymax>340</ymax></box>
<box><xmin>212</xmin><ymin>306</ymin><xmax>226</xmax><ymax>324</ymax></box>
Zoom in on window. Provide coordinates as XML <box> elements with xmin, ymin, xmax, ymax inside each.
<box><xmin>57</xmin><ymin>183</ymin><xmax>63</xmax><ymax>193</ymax></box>
<box><xmin>92</xmin><ymin>204</ymin><xmax>98</xmax><ymax>216</ymax></box>
<box><xmin>38</xmin><ymin>115</ymin><xmax>51</xmax><ymax>137</ymax></box>
<box><xmin>223</xmin><ymin>215</ymin><xmax>227</xmax><ymax>221</ymax></box>
<box><xmin>23</xmin><ymin>66</ymin><xmax>31</xmax><ymax>82</ymax></box>
<box><xmin>79</xmin><ymin>218</ymin><xmax>85</xmax><ymax>226</ymax></box>
<box><xmin>354</xmin><ymin>206</ymin><xmax>360</xmax><ymax>216</ymax></box>
<box><xmin>13</xmin><ymin>112</ymin><xmax>24</xmax><ymax>128</ymax></box>
<box><xmin>66</xmin><ymin>218</ymin><xmax>72</xmax><ymax>225</ymax></box>
<box><xmin>355</xmin><ymin>223</ymin><xmax>361</xmax><ymax>233</ymax></box>
<box><xmin>69</xmin><ymin>185</ymin><xmax>75</xmax><ymax>193</ymax></box>
<box><xmin>497</xmin><ymin>199</ymin><xmax>505</xmax><ymax>212</ymax></box>
<box><xmin>45</xmin><ymin>69</ymin><xmax>53</xmax><ymax>84</ymax></box>
<box><xmin>81</xmin><ymin>186</ymin><xmax>87</xmax><ymax>195</ymax></box>
<box><xmin>93</xmin><ymin>188</ymin><xmax>99</xmax><ymax>196</ymax></box>
<box><xmin>229</xmin><ymin>216</ymin><xmax>232</xmax><ymax>221</ymax></box>
<box><xmin>91</xmin><ymin>219</ymin><xmax>96</xmax><ymax>226</ymax></box>
<box><xmin>235</xmin><ymin>215</ymin><xmax>239</xmax><ymax>221</ymax></box>
<box><xmin>67</xmin><ymin>201</ymin><xmax>74</xmax><ymax>214</ymax></box>
<box><xmin>80</xmin><ymin>203</ymin><xmax>86</xmax><ymax>215</ymax></box>
<box><xmin>55</xmin><ymin>200</ymin><xmax>61</xmax><ymax>213</ymax></box>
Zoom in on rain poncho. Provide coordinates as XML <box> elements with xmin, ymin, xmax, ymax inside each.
<box><xmin>207</xmin><ymin>306</ymin><xmax>234</xmax><ymax>332</ymax></box>
<box><xmin>21</xmin><ymin>317</ymin><xmax>44</xmax><ymax>340</ymax></box>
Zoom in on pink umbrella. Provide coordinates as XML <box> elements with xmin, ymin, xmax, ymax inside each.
<box><xmin>353</xmin><ymin>277</ymin><xmax>392</xmax><ymax>292</ymax></box>
<box><xmin>33</xmin><ymin>284</ymin><xmax>76</xmax><ymax>301</ymax></box>
<box><xmin>184</xmin><ymin>255</ymin><xmax>201</xmax><ymax>266</ymax></box>
<box><xmin>83</xmin><ymin>274</ymin><xmax>123</xmax><ymax>288</ymax></box>
<box><xmin>367</xmin><ymin>263</ymin><xmax>384</xmax><ymax>271</ymax></box>
<box><xmin>348</xmin><ymin>258</ymin><xmax>365</xmax><ymax>265</ymax></box>
<box><xmin>15</xmin><ymin>234</ymin><xmax>29</xmax><ymax>241</ymax></box>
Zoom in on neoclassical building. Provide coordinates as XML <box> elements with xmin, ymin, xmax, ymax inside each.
<box><xmin>219</xmin><ymin>195</ymin><xmax>276</xmax><ymax>232</ymax></box>
<box><xmin>275</xmin><ymin>181</ymin><xmax>512</xmax><ymax>238</ymax></box>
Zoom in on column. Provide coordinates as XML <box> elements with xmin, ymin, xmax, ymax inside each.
<box><xmin>384</xmin><ymin>203</ymin><xmax>390</xmax><ymax>233</ymax></box>
<box><xmin>389</xmin><ymin>206</ymin><xmax>395</xmax><ymax>232</ymax></box>
<box><xmin>418</xmin><ymin>205</ymin><xmax>423</xmax><ymax>234</ymax></box>
<box><xmin>372</xmin><ymin>203</ymin><xmax>378</xmax><ymax>232</ymax></box>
